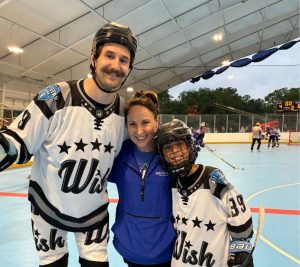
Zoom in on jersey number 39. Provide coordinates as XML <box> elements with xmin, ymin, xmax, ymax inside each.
<box><xmin>229</xmin><ymin>195</ymin><xmax>246</xmax><ymax>217</ymax></box>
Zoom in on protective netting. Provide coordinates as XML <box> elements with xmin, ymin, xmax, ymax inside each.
<box><xmin>288</xmin><ymin>130</ymin><xmax>300</xmax><ymax>145</ymax></box>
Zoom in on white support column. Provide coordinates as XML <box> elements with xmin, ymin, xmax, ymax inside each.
<box><xmin>1</xmin><ymin>84</ymin><xmax>6</xmax><ymax>120</ymax></box>
<box><xmin>199</xmin><ymin>115</ymin><xmax>202</xmax><ymax>128</ymax></box>
<box><xmin>226</xmin><ymin>114</ymin><xmax>228</xmax><ymax>132</ymax></box>
<box><xmin>1</xmin><ymin>84</ymin><xmax>5</xmax><ymax>105</ymax></box>
<box><xmin>213</xmin><ymin>115</ymin><xmax>216</xmax><ymax>132</ymax></box>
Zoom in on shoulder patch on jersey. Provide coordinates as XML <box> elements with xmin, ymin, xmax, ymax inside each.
<box><xmin>209</xmin><ymin>168</ymin><xmax>229</xmax><ymax>185</ymax></box>
<box><xmin>38</xmin><ymin>84</ymin><xmax>61</xmax><ymax>101</ymax></box>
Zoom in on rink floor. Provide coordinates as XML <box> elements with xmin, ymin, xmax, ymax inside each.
<box><xmin>0</xmin><ymin>144</ymin><xmax>299</xmax><ymax>267</ymax></box>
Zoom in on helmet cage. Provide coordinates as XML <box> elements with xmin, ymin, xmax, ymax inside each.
<box><xmin>91</xmin><ymin>22</ymin><xmax>137</xmax><ymax>69</ymax></box>
<box><xmin>155</xmin><ymin>119</ymin><xmax>198</xmax><ymax>178</ymax></box>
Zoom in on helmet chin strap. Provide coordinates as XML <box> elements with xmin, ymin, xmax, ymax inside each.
<box><xmin>92</xmin><ymin>69</ymin><xmax>132</xmax><ymax>94</ymax></box>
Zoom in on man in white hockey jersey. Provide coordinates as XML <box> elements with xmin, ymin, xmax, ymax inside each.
<box><xmin>155</xmin><ymin>119</ymin><xmax>254</xmax><ymax>267</ymax></box>
<box><xmin>0</xmin><ymin>22</ymin><xmax>137</xmax><ymax>267</ymax></box>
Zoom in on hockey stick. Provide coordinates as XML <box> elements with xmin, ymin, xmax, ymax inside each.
<box><xmin>237</xmin><ymin>205</ymin><xmax>265</xmax><ymax>267</ymax></box>
<box><xmin>204</xmin><ymin>144</ymin><xmax>244</xmax><ymax>170</ymax></box>
<box><xmin>203</xmin><ymin>143</ymin><xmax>216</xmax><ymax>152</ymax></box>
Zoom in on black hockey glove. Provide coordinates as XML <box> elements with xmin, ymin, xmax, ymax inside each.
<box><xmin>0</xmin><ymin>131</ymin><xmax>17</xmax><ymax>172</ymax></box>
<box><xmin>228</xmin><ymin>240</ymin><xmax>254</xmax><ymax>267</ymax></box>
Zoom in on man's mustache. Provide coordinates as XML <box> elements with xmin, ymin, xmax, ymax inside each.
<box><xmin>102</xmin><ymin>66</ymin><xmax>126</xmax><ymax>78</ymax></box>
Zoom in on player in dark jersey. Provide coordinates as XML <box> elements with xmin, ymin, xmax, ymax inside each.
<box><xmin>192</xmin><ymin>122</ymin><xmax>207</xmax><ymax>152</ymax></box>
<box><xmin>155</xmin><ymin>119</ymin><xmax>254</xmax><ymax>267</ymax></box>
<box><xmin>265</xmin><ymin>126</ymin><xmax>276</xmax><ymax>149</ymax></box>
<box><xmin>0</xmin><ymin>22</ymin><xmax>137</xmax><ymax>267</ymax></box>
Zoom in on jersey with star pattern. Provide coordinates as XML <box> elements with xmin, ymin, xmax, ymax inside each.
<box><xmin>1</xmin><ymin>80</ymin><xmax>126</xmax><ymax>232</ymax></box>
<box><xmin>172</xmin><ymin>164</ymin><xmax>253</xmax><ymax>267</ymax></box>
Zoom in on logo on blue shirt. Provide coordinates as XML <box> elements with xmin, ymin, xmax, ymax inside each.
<box><xmin>155</xmin><ymin>171</ymin><xmax>169</xmax><ymax>176</ymax></box>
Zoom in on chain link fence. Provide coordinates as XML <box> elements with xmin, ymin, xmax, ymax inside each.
<box><xmin>159</xmin><ymin>113</ymin><xmax>299</xmax><ymax>133</ymax></box>
<box><xmin>1</xmin><ymin>106</ymin><xmax>298</xmax><ymax>132</ymax></box>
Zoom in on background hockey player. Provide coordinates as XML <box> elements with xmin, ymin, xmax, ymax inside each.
<box><xmin>155</xmin><ymin>119</ymin><xmax>254</xmax><ymax>267</ymax></box>
<box><xmin>192</xmin><ymin>122</ymin><xmax>207</xmax><ymax>151</ymax></box>
<box><xmin>274</xmin><ymin>126</ymin><xmax>280</xmax><ymax>147</ymax></box>
<box><xmin>0</xmin><ymin>22</ymin><xmax>137</xmax><ymax>267</ymax></box>
<box><xmin>265</xmin><ymin>125</ymin><xmax>277</xmax><ymax>149</ymax></box>
<box><xmin>251</xmin><ymin>122</ymin><xmax>262</xmax><ymax>152</ymax></box>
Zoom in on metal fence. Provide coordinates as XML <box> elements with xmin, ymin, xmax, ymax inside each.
<box><xmin>159</xmin><ymin>113</ymin><xmax>299</xmax><ymax>133</ymax></box>
<box><xmin>1</xmin><ymin>106</ymin><xmax>299</xmax><ymax>132</ymax></box>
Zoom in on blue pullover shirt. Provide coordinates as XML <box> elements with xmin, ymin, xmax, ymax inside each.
<box><xmin>108</xmin><ymin>139</ymin><xmax>175</xmax><ymax>264</ymax></box>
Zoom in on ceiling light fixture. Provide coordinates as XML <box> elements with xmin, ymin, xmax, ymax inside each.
<box><xmin>7</xmin><ymin>46</ymin><xmax>24</xmax><ymax>54</ymax></box>
<box><xmin>127</xmin><ymin>87</ymin><xmax>134</xmax><ymax>92</ymax></box>
<box><xmin>222</xmin><ymin>60</ymin><xmax>230</xmax><ymax>66</ymax></box>
<box><xmin>213</xmin><ymin>33</ymin><xmax>223</xmax><ymax>42</ymax></box>
<box><xmin>227</xmin><ymin>74</ymin><xmax>234</xmax><ymax>80</ymax></box>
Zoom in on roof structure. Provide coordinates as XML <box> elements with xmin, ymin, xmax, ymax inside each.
<box><xmin>0</xmin><ymin>0</ymin><xmax>299</xmax><ymax>100</ymax></box>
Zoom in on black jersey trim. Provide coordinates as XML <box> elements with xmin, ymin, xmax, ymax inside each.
<box><xmin>33</xmin><ymin>94</ymin><xmax>53</xmax><ymax>119</ymax></box>
<box><xmin>203</xmin><ymin>166</ymin><xmax>212</xmax><ymax>189</ymax></box>
<box><xmin>212</xmin><ymin>183</ymin><xmax>230</xmax><ymax>200</ymax></box>
<box><xmin>68</xmin><ymin>80</ymin><xmax>82</xmax><ymax>106</ymax></box>
<box><xmin>55</xmin><ymin>91</ymin><xmax>66</xmax><ymax>110</ymax></box>
<box><xmin>28</xmin><ymin>180</ymin><xmax>109</xmax><ymax>232</ymax></box>
<box><xmin>228</xmin><ymin>217</ymin><xmax>253</xmax><ymax>234</ymax></box>
<box><xmin>176</xmin><ymin>165</ymin><xmax>205</xmax><ymax>196</ymax></box>
<box><xmin>1</xmin><ymin>128</ymin><xmax>32</xmax><ymax>163</ymax></box>
<box><xmin>72</xmin><ymin>80</ymin><xmax>122</xmax><ymax>120</ymax></box>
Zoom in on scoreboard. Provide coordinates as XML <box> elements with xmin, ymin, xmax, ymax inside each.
<box><xmin>276</xmin><ymin>101</ymin><xmax>300</xmax><ymax>112</ymax></box>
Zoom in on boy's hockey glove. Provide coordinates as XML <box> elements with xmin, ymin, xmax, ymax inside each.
<box><xmin>228</xmin><ymin>239</ymin><xmax>254</xmax><ymax>267</ymax></box>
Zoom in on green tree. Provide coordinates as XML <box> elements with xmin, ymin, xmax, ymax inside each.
<box><xmin>158</xmin><ymin>87</ymin><xmax>299</xmax><ymax>114</ymax></box>
<box><xmin>157</xmin><ymin>90</ymin><xmax>174</xmax><ymax>114</ymax></box>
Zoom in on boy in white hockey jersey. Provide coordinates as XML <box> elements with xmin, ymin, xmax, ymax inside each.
<box><xmin>155</xmin><ymin>119</ymin><xmax>254</xmax><ymax>267</ymax></box>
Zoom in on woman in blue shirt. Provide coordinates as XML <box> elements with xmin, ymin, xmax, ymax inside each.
<box><xmin>108</xmin><ymin>91</ymin><xmax>175</xmax><ymax>267</ymax></box>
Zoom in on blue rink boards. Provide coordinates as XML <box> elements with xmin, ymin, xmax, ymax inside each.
<box><xmin>0</xmin><ymin>144</ymin><xmax>299</xmax><ymax>267</ymax></box>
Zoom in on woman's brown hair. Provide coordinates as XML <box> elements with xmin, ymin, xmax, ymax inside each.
<box><xmin>124</xmin><ymin>90</ymin><xmax>159</xmax><ymax>121</ymax></box>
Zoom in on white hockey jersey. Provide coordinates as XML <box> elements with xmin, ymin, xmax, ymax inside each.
<box><xmin>172</xmin><ymin>165</ymin><xmax>253</xmax><ymax>267</ymax></box>
<box><xmin>2</xmin><ymin>80</ymin><xmax>125</xmax><ymax>231</ymax></box>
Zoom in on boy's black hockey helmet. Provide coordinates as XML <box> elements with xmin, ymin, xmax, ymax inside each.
<box><xmin>91</xmin><ymin>22</ymin><xmax>137</xmax><ymax>68</ymax></box>
<box><xmin>154</xmin><ymin>119</ymin><xmax>198</xmax><ymax>178</ymax></box>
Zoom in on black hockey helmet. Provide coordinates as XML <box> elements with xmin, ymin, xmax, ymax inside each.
<box><xmin>91</xmin><ymin>22</ymin><xmax>137</xmax><ymax>69</ymax></box>
<box><xmin>154</xmin><ymin>119</ymin><xmax>198</xmax><ymax>178</ymax></box>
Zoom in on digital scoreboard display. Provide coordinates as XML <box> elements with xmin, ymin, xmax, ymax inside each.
<box><xmin>276</xmin><ymin>101</ymin><xmax>300</xmax><ymax>112</ymax></box>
